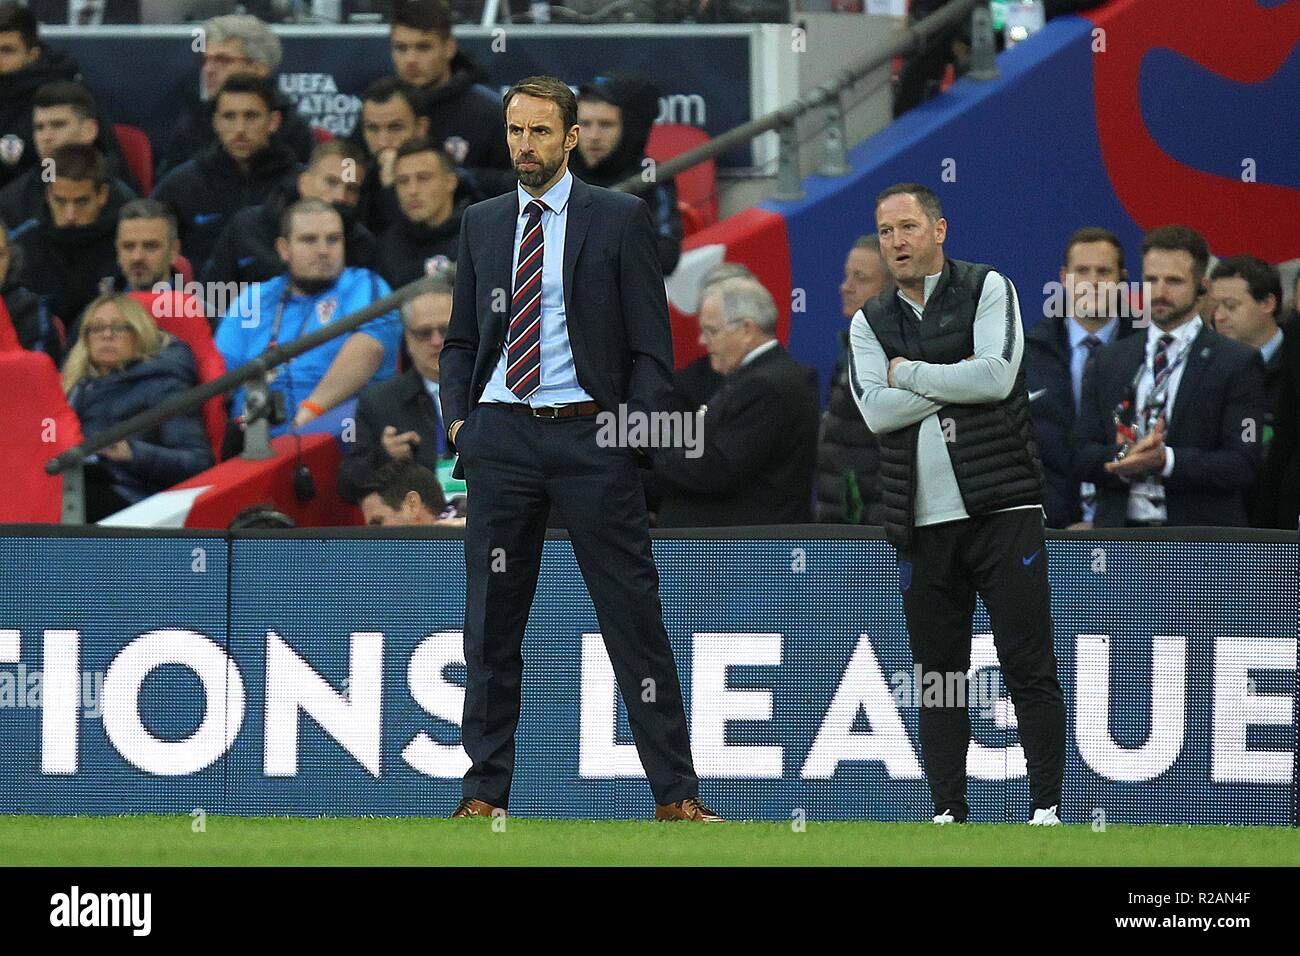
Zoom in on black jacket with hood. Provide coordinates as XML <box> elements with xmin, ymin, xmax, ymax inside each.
<box><xmin>568</xmin><ymin>75</ymin><xmax>682</xmax><ymax>276</ymax></box>
<box><xmin>15</xmin><ymin>204</ymin><xmax>120</xmax><ymax>341</ymax></box>
<box><xmin>376</xmin><ymin>208</ymin><xmax>461</xmax><ymax>290</ymax></box>
<box><xmin>152</xmin><ymin>139</ymin><xmax>302</xmax><ymax>274</ymax></box>
<box><xmin>200</xmin><ymin>179</ymin><xmax>377</xmax><ymax>288</ymax></box>
<box><xmin>158</xmin><ymin>80</ymin><xmax>316</xmax><ymax>180</ymax></box>
<box><xmin>0</xmin><ymin>44</ymin><xmax>136</xmax><ymax>192</ymax></box>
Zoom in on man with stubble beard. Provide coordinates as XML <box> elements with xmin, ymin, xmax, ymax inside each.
<box><xmin>439</xmin><ymin>75</ymin><xmax>715</xmax><ymax>823</ymax></box>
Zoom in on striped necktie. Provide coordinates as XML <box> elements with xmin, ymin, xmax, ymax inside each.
<box><xmin>506</xmin><ymin>199</ymin><xmax>547</xmax><ymax>401</ymax></box>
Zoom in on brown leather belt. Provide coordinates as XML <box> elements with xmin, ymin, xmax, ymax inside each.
<box><xmin>501</xmin><ymin>401</ymin><xmax>602</xmax><ymax>419</ymax></box>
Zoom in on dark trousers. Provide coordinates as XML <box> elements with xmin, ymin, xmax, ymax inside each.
<box><xmin>896</xmin><ymin>507</ymin><xmax>1066</xmax><ymax>820</ymax></box>
<box><xmin>457</xmin><ymin>403</ymin><xmax>699</xmax><ymax>808</ymax></box>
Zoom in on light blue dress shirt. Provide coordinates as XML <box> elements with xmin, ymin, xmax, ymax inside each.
<box><xmin>1067</xmin><ymin>315</ymin><xmax>1119</xmax><ymax>415</ymax></box>
<box><xmin>479</xmin><ymin>170</ymin><xmax>593</xmax><ymax>407</ymax></box>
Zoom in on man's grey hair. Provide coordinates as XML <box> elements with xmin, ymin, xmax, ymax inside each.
<box><xmin>401</xmin><ymin>269</ymin><xmax>455</xmax><ymax>323</ymax></box>
<box><xmin>703</xmin><ymin>276</ymin><xmax>777</xmax><ymax>335</ymax></box>
<box><xmin>696</xmin><ymin>260</ymin><xmax>759</xmax><ymax>300</ymax></box>
<box><xmin>119</xmin><ymin>197</ymin><xmax>178</xmax><ymax>245</ymax></box>
<box><xmin>204</xmin><ymin>15</ymin><xmax>282</xmax><ymax>72</ymax></box>
<box><xmin>853</xmin><ymin>233</ymin><xmax>881</xmax><ymax>254</ymax></box>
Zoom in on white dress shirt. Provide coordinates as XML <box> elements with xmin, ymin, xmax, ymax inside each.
<box><xmin>1125</xmin><ymin>315</ymin><xmax>1203</xmax><ymax>522</ymax></box>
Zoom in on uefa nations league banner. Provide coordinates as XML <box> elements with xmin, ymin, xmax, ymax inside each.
<box><xmin>0</xmin><ymin>528</ymin><xmax>1295</xmax><ymax>824</ymax></box>
<box><xmin>47</xmin><ymin>25</ymin><xmax>757</xmax><ymax>169</ymax></box>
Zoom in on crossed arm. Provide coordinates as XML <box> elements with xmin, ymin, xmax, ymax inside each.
<box><xmin>847</xmin><ymin>271</ymin><xmax>1023</xmax><ymax>434</ymax></box>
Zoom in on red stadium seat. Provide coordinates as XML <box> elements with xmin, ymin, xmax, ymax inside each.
<box><xmin>678</xmin><ymin>199</ymin><xmax>705</xmax><ymax>239</ymax></box>
<box><xmin>129</xmin><ymin>291</ymin><xmax>228</xmax><ymax>458</ymax></box>
<box><xmin>647</xmin><ymin>123</ymin><xmax>718</xmax><ymax>228</ymax></box>
<box><xmin>173</xmin><ymin>254</ymin><xmax>194</xmax><ymax>288</ymax></box>
<box><xmin>113</xmin><ymin>123</ymin><xmax>154</xmax><ymax>196</ymax></box>
<box><xmin>0</xmin><ymin>350</ymin><xmax>83</xmax><ymax>522</ymax></box>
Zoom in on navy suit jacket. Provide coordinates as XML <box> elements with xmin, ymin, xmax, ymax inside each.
<box><xmin>439</xmin><ymin>174</ymin><xmax>673</xmax><ymax>479</ymax></box>
<box><xmin>1025</xmin><ymin>314</ymin><xmax>1140</xmax><ymax>527</ymax></box>
<box><xmin>1072</xmin><ymin>323</ymin><xmax>1267</xmax><ymax>527</ymax></box>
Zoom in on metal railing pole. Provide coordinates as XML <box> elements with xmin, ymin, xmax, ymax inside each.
<box><xmin>819</xmin><ymin>91</ymin><xmax>851</xmax><ymax>177</ymax></box>
<box><xmin>60</xmin><ymin>462</ymin><xmax>85</xmax><ymax>525</ymax></box>
<box><xmin>774</xmin><ymin>122</ymin><xmax>804</xmax><ymax>201</ymax></box>
<box><xmin>241</xmin><ymin>372</ymin><xmax>275</xmax><ymax>461</ymax></box>
<box><xmin>968</xmin><ymin>3</ymin><xmax>1000</xmax><ymax>81</ymax></box>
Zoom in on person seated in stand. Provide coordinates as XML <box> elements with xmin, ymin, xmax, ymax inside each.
<box><xmin>15</xmin><ymin>143</ymin><xmax>121</xmax><ymax>342</ymax></box>
<box><xmin>61</xmin><ymin>293</ymin><xmax>212</xmax><ymax>521</ymax></box>
<box><xmin>152</xmin><ymin>72</ymin><xmax>302</xmax><ymax>274</ymax></box>
<box><xmin>570</xmin><ymin>74</ymin><xmax>681</xmax><ymax>276</ymax></box>
<box><xmin>115</xmin><ymin>198</ymin><xmax>181</xmax><ymax>293</ymax></box>
<box><xmin>202</xmin><ymin>138</ymin><xmax>377</xmax><ymax>289</ymax></box>
<box><xmin>338</xmin><ymin>277</ymin><xmax>453</xmax><ymax>503</ymax></box>
<box><xmin>358</xmin><ymin>458</ymin><xmax>450</xmax><ymax>527</ymax></box>
<box><xmin>0</xmin><ymin>219</ymin><xmax>59</xmax><ymax>359</ymax></box>
<box><xmin>375</xmin><ymin>138</ymin><xmax>460</xmax><ymax>289</ymax></box>
<box><xmin>214</xmin><ymin>198</ymin><xmax>401</xmax><ymax>451</ymax></box>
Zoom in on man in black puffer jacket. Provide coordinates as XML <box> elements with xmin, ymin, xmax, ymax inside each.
<box><xmin>0</xmin><ymin>4</ymin><xmax>133</xmax><ymax>191</ymax></box>
<box><xmin>153</xmin><ymin>74</ymin><xmax>302</xmax><ymax>275</ymax></box>
<box><xmin>0</xmin><ymin>80</ymin><xmax>137</xmax><ymax>230</ymax></box>
<box><xmin>156</xmin><ymin>13</ymin><xmax>314</xmax><ymax>179</ymax></box>
<box><xmin>201</xmin><ymin>139</ymin><xmax>377</xmax><ymax>288</ymax></box>
<box><xmin>570</xmin><ymin>74</ymin><xmax>682</xmax><ymax>277</ymax></box>
<box><xmin>817</xmin><ymin>234</ymin><xmax>889</xmax><ymax>524</ymax></box>
<box><xmin>368</xmin><ymin>1</ymin><xmax>514</xmax><ymax>201</ymax></box>
<box><xmin>15</xmin><ymin>144</ymin><xmax>122</xmax><ymax>341</ymax></box>
<box><xmin>376</xmin><ymin>137</ymin><xmax>461</xmax><ymax>289</ymax></box>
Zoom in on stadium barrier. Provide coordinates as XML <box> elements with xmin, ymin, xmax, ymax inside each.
<box><xmin>1</xmin><ymin>524</ymin><xmax>1294</xmax><ymax>824</ymax></box>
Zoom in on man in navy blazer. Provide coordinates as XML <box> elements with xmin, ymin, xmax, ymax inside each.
<box><xmin>1073</xmin><ymin>225</ymin><xmax>1267</xmax><ymax>527</ymax></box>
<box><xmin>438</xmin><ymin>76</ymin><xmax>715</xmax><ymax>822</ymax></box>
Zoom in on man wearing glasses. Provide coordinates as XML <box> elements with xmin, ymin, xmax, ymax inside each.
<box><xmin>337</xmin><ymin>275</ymin><xmax>455</xmax><ymax>503</ymax></box>
<box><xmin>158</xmin><ymin>13</ymin><xmax>315</xmax><ymax>178</ymax></box>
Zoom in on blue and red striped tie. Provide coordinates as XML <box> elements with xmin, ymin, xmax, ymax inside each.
<box><xmin>506</xmin><ymin>200</ymin><xmax>547</xmax><ymax>400</ymax></box>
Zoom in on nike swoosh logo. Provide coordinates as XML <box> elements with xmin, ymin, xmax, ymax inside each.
<box><xmin>1028</xmin><ymin>388</ymin><xmax>1047</xmax><ymax>402</ymax></box>
<box><xmin>1022</xmin><ymin>549</ymin><xmax>1041</xmax><ymax>566</ymax></box>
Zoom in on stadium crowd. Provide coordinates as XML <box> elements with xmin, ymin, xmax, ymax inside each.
<box><xmin>0</xmin><ymin>0</ymin><xmax>1294</xmax><ymax>530</ymax></box>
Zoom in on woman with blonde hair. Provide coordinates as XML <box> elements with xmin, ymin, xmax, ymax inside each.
<box><xmin>63</xmin><ymin>293</ymin><xmax>213</xmax><ymax>521</ymax></box>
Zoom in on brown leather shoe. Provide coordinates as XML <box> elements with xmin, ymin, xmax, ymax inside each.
<box><xmin>655</xmin><ymin>798</ymin><xmax>724</xmax><ymax>822</ymax></box>
<box><xmin>450</xmin><ymin>797</ymin><xmax>503</xmax><ymax>819</ymax></box>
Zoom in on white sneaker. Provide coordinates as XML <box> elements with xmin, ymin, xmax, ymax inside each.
<box><xmin>1029</xmin><ymin>805</ymin><xmax>1061</xmax><ymax>826</ymax></box>
<box><xmin>933</xmin><ymin>810</ymin><xmax>956</xmax><ymax>825</ymax></box>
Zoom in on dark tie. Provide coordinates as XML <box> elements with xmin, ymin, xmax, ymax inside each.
<box><xmin>506</xmin><ymin>199</ymin><xmax>547</xmax><ymax>401</ymax></box>
<box><xmin>1082</xmin><ymin>334</ymin><xmax>1102</xmax><ymax>366</ymax></box>
<box><xmin>1153</xmin><ymin>333</ymin><xmax>1175</xmax><ymax>380</ymax></box>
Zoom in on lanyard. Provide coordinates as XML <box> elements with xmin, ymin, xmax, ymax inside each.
<box><xmin>1121</xmin><ymin>330</ymin><xmax>1194</xmax><ymax>431</ymax></box>
<box><xmin>267</xmin><ymin>284</ymin><xmax>294</xmax><ymax>350</ymax></box>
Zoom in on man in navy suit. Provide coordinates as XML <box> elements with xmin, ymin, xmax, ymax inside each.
<box><xmin>1025</xmin><ymin>227</ymin><xmax>1141</xmax><ymax>529</ymax></box>
<box><xmin>439</xmin><ymin>76</ymin><xmax>715</xmax><ymax>822</ymax></box>
<box><xmin>1073</xmin><ymin>225</ymin><xmax>1268</xmax><ymax>527</ymax></box>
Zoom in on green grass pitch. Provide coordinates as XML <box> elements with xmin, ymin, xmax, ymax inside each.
<box><xmin>1</xmin><ymin>816</ymin><xmax>1297</xmax><ymax>866</ymax></box>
